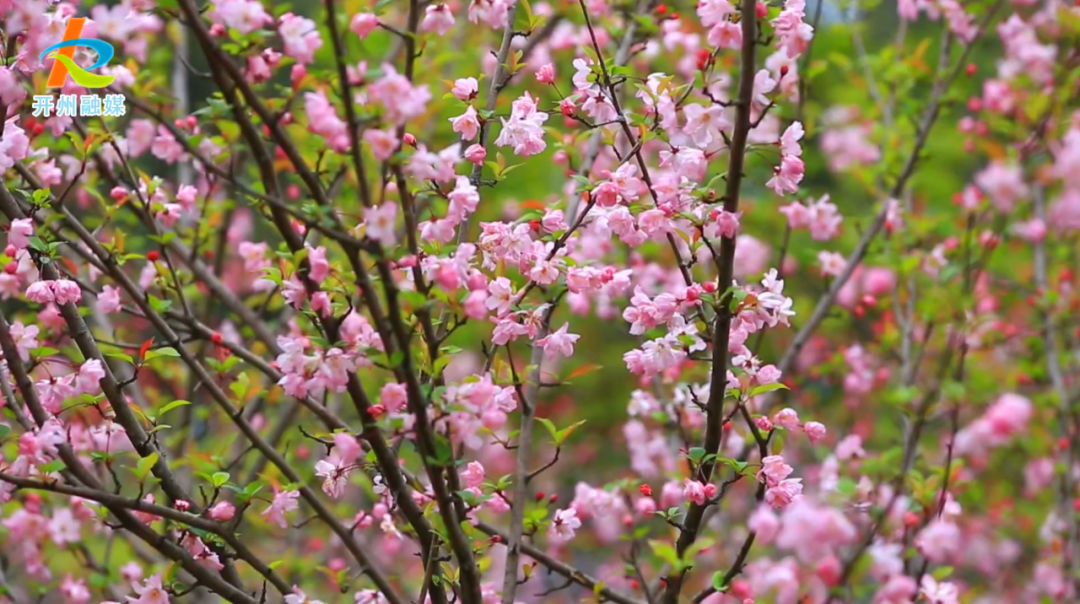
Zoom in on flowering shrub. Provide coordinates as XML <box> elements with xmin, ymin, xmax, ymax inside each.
<box><xmin>1</xmin><ymin>0</ymin><xmax>1079</xmax><ymax>603</ymax></box>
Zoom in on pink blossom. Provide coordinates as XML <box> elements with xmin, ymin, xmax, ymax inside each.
<box><xmin>874</xmin><ymin>575</ymin><xmax>917</xmax><ymax>604</ymax></box>
<box><xmin>915</xmin><ymin>520</ymin><xmax>961</xmax><ymax>562</ymax></box>
<box><xmin>759</xmin><ymin>455</ymin><xmax>794</xmax><ymax>485</ymax></box>
<box><xmin>682</xmin><ymin>103</ymin><xmax>731</xmax><ymax>148</ymax></box>
<box><xmin>279</xmin><ymin>13</ymin><xmax>323</xmax><ymax>65</ymax></box>
<box><xmin>364</xmin><ymin>203</ymin><xmax>398</xmax><ymax>246</ymax></box>
<box><xmin>818</xmin><ymin>251</ymin><xmax>847</xmax><ymax>277</ymax></box>
<box><xmin>920</xmin><ymin>576</ymin><xmax>960</xmax><ymax>604</ymax></box>
<box><xmin>1010</xmin><ymin>218</ymin><xmax>1047</xmax><ymax>242</ymax></box>
<box><xmin>421</xmin><ymin>3</ymin><xmax>455</xmax><ymax>35</ymax></box>
<box><xmin>75</xmin><ymin>360</ymin><xmax>105</xmax><ymax>396</ymax></box>
<box><xmin>464</xmin><ymin>144</ymin><xmax>487</xmax><ymax>163</ymax></box>
<box><xmin>748</xmin><ymin>505</ymin><xmax>780</xmax><ymax>544</ymax></box>
<box><xmin>151</xmin><ymin>126</ymin><xmax>185</xmax><ymax>164</ymax></box>
<box><xmin>369</xmin><ymin>65</ymin><xmax>432</xmax><ymax>126</ymax></box>
<box><xmin>304</xmin><ymin>91</ymin><xmax>350</xmax><ymax>153</ymax></box>
<box><xmin>308</xmin><ymin>246</ymin><xmax>330</xmax><ymax>283</ymax></box>
<box><xmin>485</xmin><ymin>277</ymin><xmax>514</xmax><ymax>316</ymax></box>
<box><xmin>10</xmin><ymin>321</ymin><xmax>39</xmax><ymax>361</ymax></box>
<box><xmin>974</xmin><ymin>161</ymin><xmax>1027</xmax><ymax>212</ymax></box>
<box><xmin>129</xmin><ymin>574</ymin><xmax>170</xmax><ymax>604</ymax></box>
<box><xmin>7</xmin><ymin>218</ymin><xmax>33</xmax><ymax>249</ymax></box>
<box><xmin>772</xmin><ymin>0</ymin><xmax>815</xmax><ymax>58</ymax></box>
<box><xmin>60</xmin><ymin>575</ymin><xmax>90</xmax><ymax>604</ymax></box>
<box><xmin>548</xmin><ymin>508</ymin><xmax>581</xmax><ymax>542</ymax></box>
<box><xmin>461</xmin><ymin>461</ymin><xmax>485</xmax><ymax>488</ymax></box>
<box><xmin>764</xmin><ymin>478</ymin><xmax>803</xmax><ymax>509</ymax></box>
<box><xmin>682</xmin><ymin>479</ymin><xmax>717</xmax><ymax>506</ymax></box>
<box><xmin>708</xmin><ymin>21</ymin><xmax>742</xmax><ymax>49</ymax></box>
<box><xmin>450</xmin><ymin>105</ymin><xmax>481</xmax><ymax>141</ymax></box>
<box><xmin>351</xmin><ymin>13</ymin><xmax>379</xmax><ymax>38</ymax></box>
<box><xmin>535</xmin><ymin>323</ymin><xmax>581</xmax><ymax>360</ymax></box>
<box><xmin>262</xmin><ymin>488</ymin><xmax>300</xmax><ymax>529</ymax></box>
<box><xmin>208</xmin><ymin>0</ymin><xmax>272</xmax><ymax>34</ymax></box>
<box><xmin>803</xmin><ymin>421</ymin><xmax>827</xmax><ymax>443</ymax></box>
<box><xmin>208</xmin><ymin>501</ymin><xmax>235</xmax><ymax>521</ymax></box>
<box><xmin>380</xmin><ymin>382</ymin><xmax>408</xmax><ymax>413</ymax></box>
<box><xmin>772</xmin><ymin>409</ymin><xmax>801</xmax><ymax>431</ymax></box>
<box><xmin>451</xmin><ymin>77</ymin><xmax>479</xmax><ymax>101</ymax></box>
<box><xmin>494</xmin><ymin>93</ymin><xmax>549</xmax><ymax>157</ymax></box>
<box><xmin>698</xmin><ymin>0</ymin><xmax>735</xmax><ymax>27</ymax></box>
<box><xmin>536</xmin><ymin>63</ymin><xmax>556</xmax><ymax>84</ymax></box>
<box><xmin>468</xmin><ymin>0</ymin><xmax>513</xmax><ymax>28</ymax></box>
<box><xmin>363</xmin><ymin>129</ymin><xmax>399</xmax><ymax>162</ymax></box>
<box><xmin>766</xmin><ymin>155</ymin><xmax>805</xmax><ymax>196</ymax></box>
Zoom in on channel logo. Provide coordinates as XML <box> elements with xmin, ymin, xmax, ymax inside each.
<box><xmin>39</xmin><ymin>18</ymin><xmax>117</xmax><ymax>89</ymax></box>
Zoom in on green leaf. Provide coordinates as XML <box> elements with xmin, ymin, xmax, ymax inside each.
<box><xmin>0</xmin><ymin>423</ymin><xmax>10</xmax><ymax>439</ymax></box>
<box><xmin>749</xmin><ymin>382</ymin><xmax>789</xmax><ymax>397</ymax></box>
<box><xmin>555</xmin><ymin>420</ymin><xmax>586</xmax><ymax>445</ymax></box>
<box><xmin>144</xmin><ymin>347</ymin><xmax>180</xmax><ymax>361</ymax></box>
<box><xmin>536</xmin><ymin>417</ymin><xmax>558</xmax><ymax>443</ymax></box>
<box><xmin>648</xmin><ymin>540</ymin><xmax>681</xmax><ymax>568</ymax></box>
<box><xmin>212</xmin><ymin>472</ymin><xmax>231</xmax><ymax>487</ymax></box>
<box><xmin>932</xmin><ymin>566</ymin><xmax>954</xmax><ymax>580</ymax></box>
<box><xmin>147</xmin><ymin>295</ymin><xmax>173</xmax><ymax>313</ymax></box>
<box><xmin>687</xmin><ymin>447</ymin><xmax>707</xmax><ymax>464</ymax></box>
<box><xmin>158</xmin><ymin>400</ymin><xmax>191</xmax><ymax>416</ymax></box>
<box><xmin>39</xmin><ymin>459</ymin><xmax>66</xmax><ymax>474</ymax></box>
<box><xmin>711</xmin><ymin>570</ymin><xmax>728</xmax><ymax>592</ymax></box>
<box><xmin>135</xmin><ymin>452</ymin><xmax>159</xmax><ymax>480</ymax></box>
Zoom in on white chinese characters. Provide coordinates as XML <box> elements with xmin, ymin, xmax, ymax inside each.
<box><xmin>31</xmin><ymin>94</ymin><xmax>126</xmax><ymax>118</ymax></box>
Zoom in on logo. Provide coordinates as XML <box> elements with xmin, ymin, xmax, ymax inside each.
<box><xmin>31</xmin><ymin>17</ymin><xmax>126</xmax><ymax>119</ymax></box>
<box><xmin>39</xmin><ymin>18</ymin><xmax>116</xmax><ymax>89</ymax></box>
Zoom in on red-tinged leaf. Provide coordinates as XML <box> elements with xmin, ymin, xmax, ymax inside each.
<box><xmin>519</xmin><ymin>199</ymin><xmax>547</xmax><ymax>211</ymax></box>
<box><xmin>139</xmin><ymin>338</ymin><xmax>154</xmax><ymax>361</ymax></box>
<box><xmin>60</xmin><ymin>257</ymin><xmax>78</xmax><ymax>275</ymax></box>
<box><xmin>567</xmin><ymin>363</ymin><xmax>603</xmax><ymax>380</ymax></box>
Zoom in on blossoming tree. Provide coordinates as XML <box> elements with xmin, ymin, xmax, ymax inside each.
<box><xmin>1</xmin><ymin>0</ymin><xmax>1079</xmax><ymax>603</ymax></box>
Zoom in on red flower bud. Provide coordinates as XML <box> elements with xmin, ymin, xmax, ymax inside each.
<box><xmin>147</xmin><ymin>250</ymin><xmax>160</xmax><ymax>262</ymax></box>
<box><xmin>549</xmin><ymin>493</ymin><xmax>558</xmax><ymax>503</ymax></box>
<box><xmin>696</xmin><ymin>48</ymin><xmax>712</xmax><ymax>71</ymax></box>
<box><xmin>639</xmin><ymin>484</ymin><xmax>652</xmax><ymax>497</ymax></box>
<box><xmin>535</xmin><ymin>491</ymin><xmax>546</xmax><ymax>502</ymax></box>
<box><xmin>702</xmin><ymin>281</ymin><xmax>717</xmax><ymax>293</ymax></box>
<box><xmin>965</xmin><ymin>63</ymin><xmax>976</xmax><ymax>76</ymax></box>
<box><xmin>655</xmin><ymin>4</ymin><xmax>667</xmax><ymax>14</ymax></box>
<box><xmin>4</xmin><ymin>262</ymin><xmax>17</xmax><ymax>275</ymax></box>
<box><xmin>967</xmin><ymin>97</ymin><xmax>983</xmax><ymax>112</ymax></box>
<box><xmin>403</xmin><ymin>133</ymin><xmax>417</xmax><ymax>147</ymax></box>
<box><xmin>369</xmin><ymin>404</ymin><xmax>386</xmax><ymax>418</ymax></box>
<box><xmin>903</xmin><ymin>511</ymin><xmax>920</xmax><ymax>527</ymax></box>
<box><xmin>211</xmin><ymin>332</ymin><xmax>223</xmax><ymax>345</ymax></box>
<box><xmin>4</xmin><ymin>245</ymin><xmax>15</xmax><ymax>257</ymax></box>
<box><xmin>756</xmin><ymin>1</ymin><xmax>768</xmax><ymax>17</ymax></box>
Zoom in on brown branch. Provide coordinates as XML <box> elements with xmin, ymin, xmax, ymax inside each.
<box><xmin>660</xmin><ymin>0</ymin><xmax>757</xmax><ymax>599</ymax></box>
